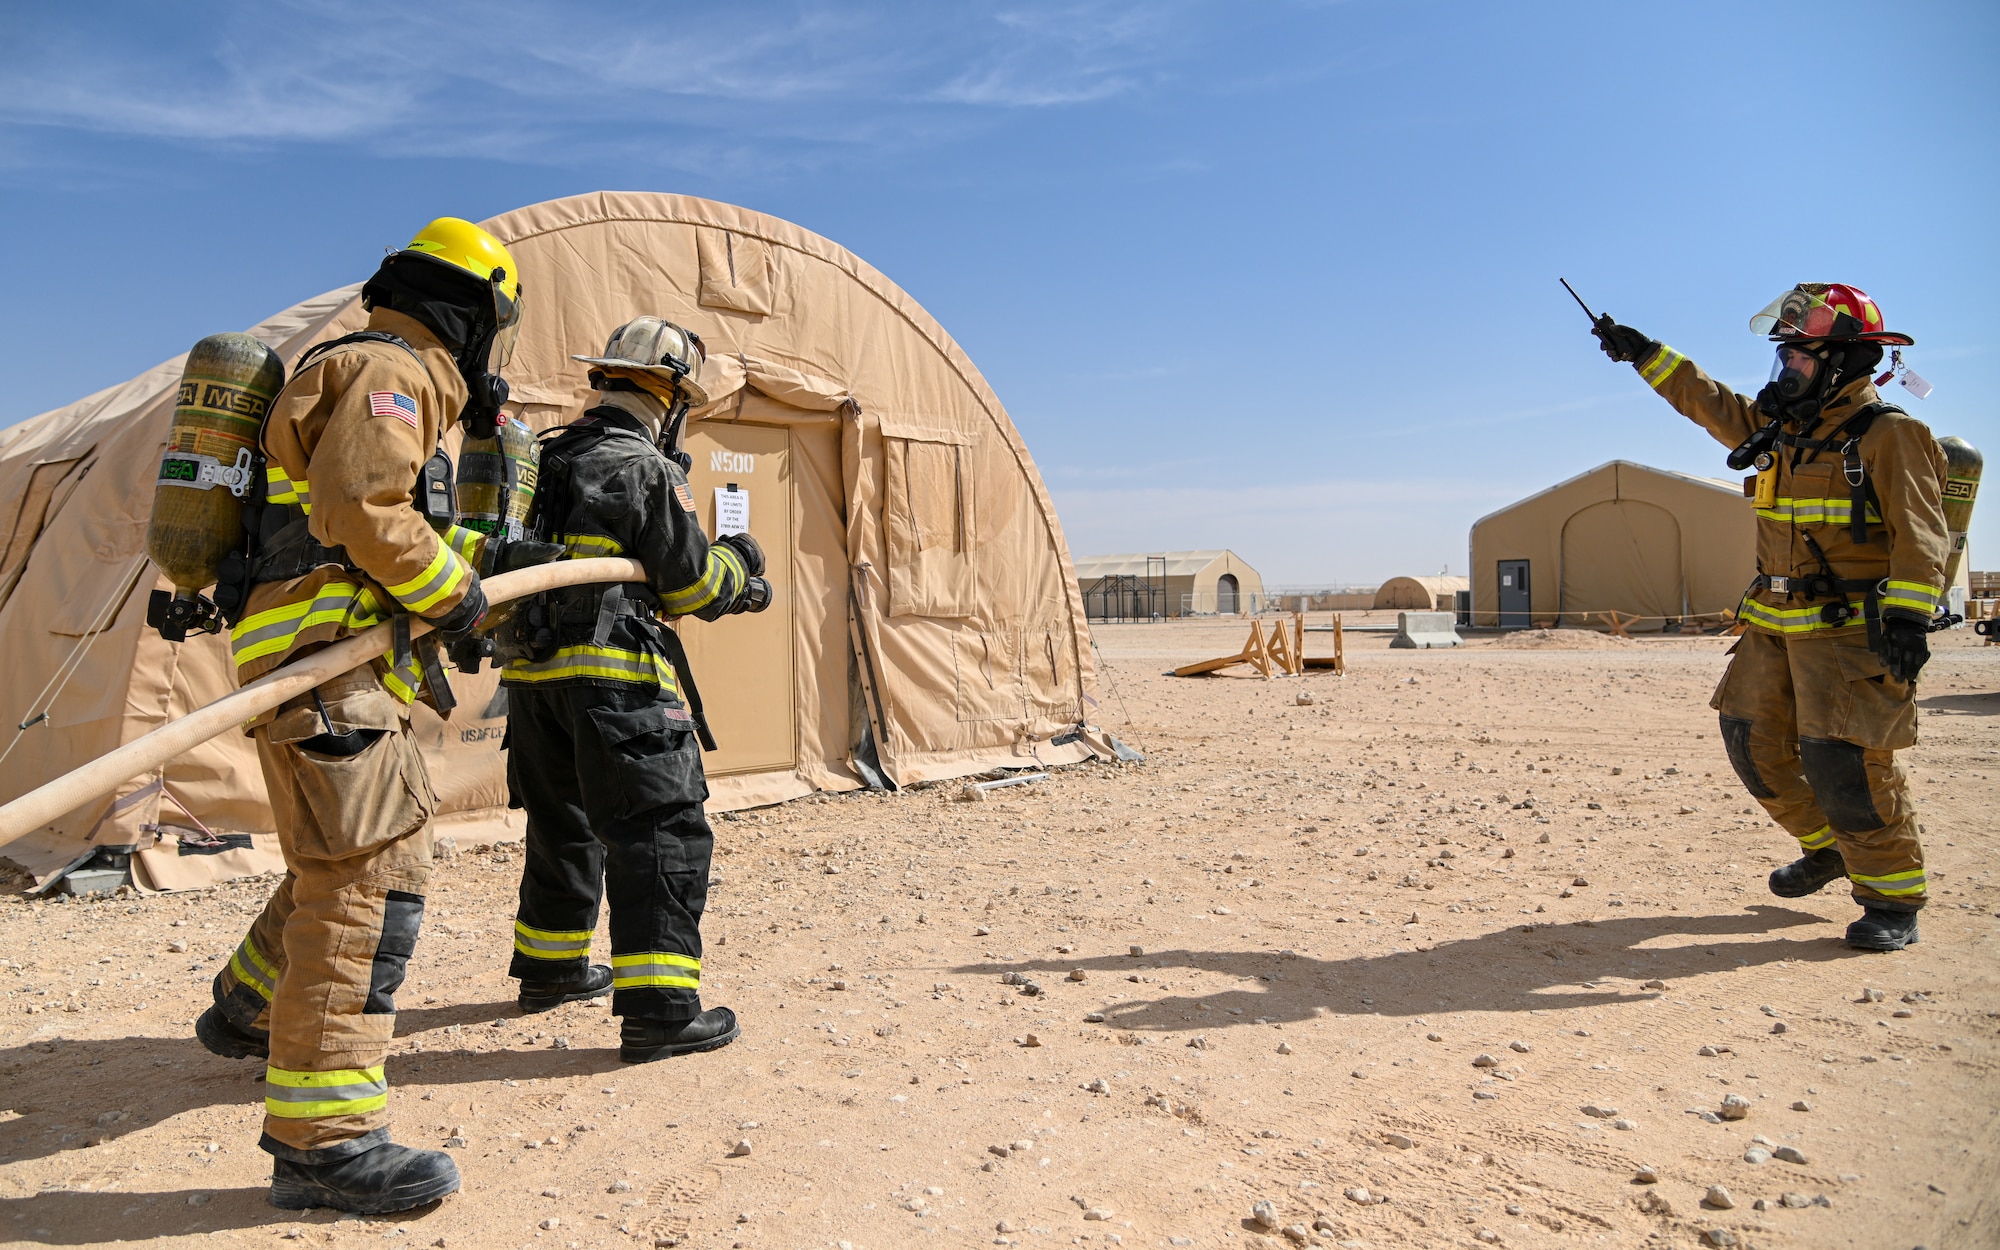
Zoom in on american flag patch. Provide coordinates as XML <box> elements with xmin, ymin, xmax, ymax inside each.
<box><xmin>368</xmin><ymin>391</ymin><xmax>419</xmax><ymax>428</ymax></box>
<box><xmin>673</xmin><ymin>483</ymin><xmax>695</xmax><ymax>512</ymax></box>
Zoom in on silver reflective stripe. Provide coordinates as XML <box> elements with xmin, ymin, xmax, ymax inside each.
<box><xmin>516</xmin><ymin>933</ymin><xmax>590</xmax><ymax>954</ymax></box>
<box><xmin>264</xmin><ymin>1073</ymin><xmax>387</xmax><ymax>1107</ymax></box>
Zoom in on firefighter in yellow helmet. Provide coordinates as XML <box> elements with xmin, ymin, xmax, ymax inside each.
<box><xmin>1593</xmin><ymin>285</ymin><xmax>1948</xmax><ymax>952</ymax></box>
<box><xmin>496</xmin><ymin>316</ymin><xmax>769</xmax><ymax>1061</ymax></box>
<box><xmin>194</xmin><ymin>217</ymin><xmax>523</xmax><ymax>1212</ymax></box>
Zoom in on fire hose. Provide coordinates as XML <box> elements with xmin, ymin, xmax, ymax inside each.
<box><xmin>0</xmin><ymin>557</ymin><xmax>648</xmax><ymax>848</ymax></box>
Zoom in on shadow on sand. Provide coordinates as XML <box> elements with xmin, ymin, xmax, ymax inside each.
<box><xmin>954</xmin><ymin>904</ymin><xmax>1852</xmax><ymax>1033</ymax></box>
<box><xmin>0</xmin><ymin>1003</ymin><xmax>621</xmax><ymax>1175</ymax></box>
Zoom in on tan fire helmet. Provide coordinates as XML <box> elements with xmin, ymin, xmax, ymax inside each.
<box><xmin>573</xmin><ymin>316</ymin><xmax>709</xmax><ymax>408</ymax></box>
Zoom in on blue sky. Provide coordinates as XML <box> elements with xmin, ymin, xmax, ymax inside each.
<box><xmin>3</xmin><ymin>2</ymin><xmax>1995</xmax><ymax>585</ymax></box>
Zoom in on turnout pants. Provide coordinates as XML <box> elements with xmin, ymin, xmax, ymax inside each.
<box><xmin>1712</xmin><ymin>627</ymin><xmax>1926</xmax><ymax>910</ymax></box>
<box><xmin>504</xmin><ymin>681</ymin><xmax>713</xmax><ymax>1020</ymax></box>
<box><xmin>213</xmin><ymin>669</ymin><xmax>436</xmax><ymax>1160</ymax></box>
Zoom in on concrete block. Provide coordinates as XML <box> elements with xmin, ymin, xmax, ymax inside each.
<box><xmin>1390</xmin><ymin>611</ymin><xmax>1462</xmax><ymax>649</ymax></box>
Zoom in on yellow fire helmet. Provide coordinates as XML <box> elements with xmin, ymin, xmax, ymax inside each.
<box><xmin>402</xmin><ymin>217</ymin><xmax>525</xmax><ymax>364</ymax></box>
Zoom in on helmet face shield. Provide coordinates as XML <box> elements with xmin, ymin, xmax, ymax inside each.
<box><xmin>489</xmin><ymin>284</ymin><xmax>522</xmax><ymax>370</ymax></box>
<box><xmin>1750</xmin><ymin>283</ymin><xmax>1913</xmax><ymax>345</ymax></box>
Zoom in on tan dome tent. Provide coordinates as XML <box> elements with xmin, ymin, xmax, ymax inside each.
<box><xmin>1372</xmin><ymin>575</ymin><xmax>1468</xmax><ymax>611</ymax></box>
<box><xmin>1468</xmin><ymin>460</ymin><xmax>1754</xmax><ymax>631</ymax></box>
<box><xmin>0</xmin><ymin>192</ymin><xmax>1114</xmax><ymax>890</ymax></box>
<box><xmin>1072</xmin><ymin>550</ymin><xmax>1263</xmax><ymax>618</ymax></box>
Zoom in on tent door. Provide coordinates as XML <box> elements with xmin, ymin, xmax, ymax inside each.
<box><xmin>1216</xmin><ymin>573</ymin><xmax>1239</xmax><ymax>615</ymax></box>
<box><xmin>1497</xmin><ymin>559</ymin><xmax>1530</xmax><ymax>629</ymax></box>
<box><xmin>675</xmin><ymin>422</ymin><xmax>796</xmax><ymax>777</ymax></box>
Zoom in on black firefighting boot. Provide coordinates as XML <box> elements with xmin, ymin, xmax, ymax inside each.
<box><xmin>518</xmin><ymin>963</ymin><xmax>613</xmax><ymax>1014</ymax></box>
<box><xmin>619</xmin><ymin>1006</ymin><xmax>740</xmax><ymax>1063</ymax></box>
<box><xmin>1769</xmin><ymin>848</ymin><xmax>1848</xmax><ymax>899</ymax></box>
<box><xmin>268</xmin><ymin>1140</ymin><xmax>461</xmax><ymax>1214</ymax></box>
<box><xmin>196</xmin><ymin>972</ymin><xmax>270</xmax><ymax>1059</ymax></box>
<box><xmin>1845</xmin><ymin>906</ymin><xmax>1920</xmax><ymax>952</ymax></box>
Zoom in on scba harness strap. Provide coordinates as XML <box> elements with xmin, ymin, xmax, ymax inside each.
<box><xmin>1778</xmin><ymin>400</ymin><xmax>1904</xmax><ymax>546</ymax></box>
<box><xmin>506</xmin><ymin>416</ymin><xmax>718</xmax><ymax>750</ymax></box>
<box><xmin>234</xmin><ymin>330</ymin><xmax>460</xmax><ymax>713</ymax></box>
<box><xmin>1738</xmin><ymin>400</ymin><xmax>1912</xmax><ymax>653</ymax></box>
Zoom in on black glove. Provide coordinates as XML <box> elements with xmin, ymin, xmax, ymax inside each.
<box><xmin>1878</xmin><ymin>617</ymin><xmax>1930</xmax><ymax>683</ymax></box>
<box><xmin>717</xmin><ymin>532</ymin><xmax>766</xmax><ymax>578</ymax></box>
<box><xmin>493</xmin><ymin>538</ymin><xmax>565</xmax><ymax>575</ymax></box>
<box><xmin>428</xmin><ymin>573</ymin><xmax>488</xmax><ymax>642</ymax></box>
<box><xmin>1592</xmin><ymin>314</ymin><xmax>1657</xmax><ymax>365</ymax></box>
<box><xmin>727</xmin><ymin>575</ymin><xmax>773</xmax><ymax>614</ymax></box>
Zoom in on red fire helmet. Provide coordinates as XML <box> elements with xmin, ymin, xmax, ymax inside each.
<box><xmin>1749</xmin><ymin>283</ymin><xmax>1914</xmax><ymax>345</ymax></box>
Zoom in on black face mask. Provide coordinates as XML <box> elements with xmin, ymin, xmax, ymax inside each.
<box><xmin>460</xmin><ymin>373</ymin><xmax>511</xmax><ymax>440</ymax></box>
<box><xmin>1755</xmin><ymin>343</ymin><xmax>1844</xmax><ymax>424</ymax></box>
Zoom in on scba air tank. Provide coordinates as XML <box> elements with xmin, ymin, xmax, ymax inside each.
<box><xmin>1938</xmin><ymin>435</ymin><xmax>1982</xmax><ymax>591</ymax></box>
<box><xmin>454</xmin><ymin>411</ymin><xmax>539</xmax><ymax>573</ymax></box>
<box><xmin>144</xmin><ymin>333</ymin><xmax>285</xmax><ymax>639</ymax></box>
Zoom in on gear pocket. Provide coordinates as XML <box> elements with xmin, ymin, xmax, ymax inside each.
<box><xmin>1826</xmin><ymin>642</ymin><xmax>1917</xmax><ymax>750</ymax></box>
<box><xmin>289</xmin><ymin>729</ymin><xmax>438</xmax><ymax>860</ymax></box>
<box><xmin>585</xmin><ymin>704</ymin><xmax>708</xmax><ymax>819</ymax></box>
<box><xmin>364</xmin><ymin>890</ymin><xmax>425</xmax><ymax>1014</ymax></box>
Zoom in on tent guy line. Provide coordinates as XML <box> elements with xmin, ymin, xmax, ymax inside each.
<box><xmin>0</xmin><ymin>554</ymin><xmax>148</xmax><ymax>771</ymax></box>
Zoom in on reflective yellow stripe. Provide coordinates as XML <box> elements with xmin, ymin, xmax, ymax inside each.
<box><xmin>1850</xmin><ymin>869</ymin><xmax>1926</xmax><ymax>897</ymax></box>
<box><xmin>1881</xmin><ymin>580</ymin><xmax>1942</xmax><ymax>615</ymax></box>
<box><xmin>231</xmin><ymin>583</ymin><xmax>388</xmax><ymax>666</ymax></box>
<box><xmin>229</xmin><ymin>935</ymin><xmax>278</xmax><ymax>1001</ymax></box>
<box><xmin>611</xmin><ymin>951</ymin><xmax>700</xmax><ymax>990</ymax></box>
<box><xmin>1639</xmin><ymin>345</ymin><xmax>1685</xmax><ymax>389</ymax></box>
<box><xmin>385</xmin><ymin>541</ymin><xmax>469</xmax><ymax>615</ymax></box>
<box><xmin>502</xmin><ymin>644</ymin><xmax>678</xmax><ymax>688</ymax></box>
<box><xmin>1795</xmin><ymin>825</ymin><xmax>1837</xmax><ymax>852</ymax></box>
<box><xmin>1736</xmin><ymin>598</ymin><xmax>1866</xmax><ymax>634</ymax></box>
<box><xmin>514</xmin><ymin>920</ymin><xmax>594</xmax><ymax>960</ymax></box>
<box><xmin>1754</xmin><ymin>497</ymin><xmax>1884</xmax><ymax>525</ymax></box>
<box><xmin>558</xmin><ymin>532</ymin><xmax>624</xmax><ymax>556</ymax></box>
<box><xmin>379</xmin><ymin>649</ymin><xmax>421</xmax><ymax>704</ymax></box>
<box><xmin>444</xmin><ymin>524</ymin><xmax>485</xmax><ymax>565</ymax></box>
<box><xmin>659</xmin><ymin>545</ymin><xmax>745</xmax><ymax>616</ymax></box>
<box><xmin>265</xmin><ymin>1065</ymin><xmax>388</xmax><ymax>1120</ymax></box>
<box><xmin>266</xmin><ymin>466</ymin><xmax>311</xmax><ymax>514</ymax></box>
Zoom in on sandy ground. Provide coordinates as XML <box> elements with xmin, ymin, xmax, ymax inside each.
<box><xmin>2</xmin><ymin>619</ymin><xmax>1996</xmax><ymax>1250</ymax></box>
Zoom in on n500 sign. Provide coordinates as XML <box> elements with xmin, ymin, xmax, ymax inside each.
<box><xmin>710</xmin><ymin>451</ymin><xmax>755</xmax><ymax>474</ymax></box>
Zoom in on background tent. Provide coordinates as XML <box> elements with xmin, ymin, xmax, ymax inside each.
<box><xmin>1372</xmin><ymin>575</ymin><xmax>1468</xmax><ymax>611</ymax></box>
<box><xmin>1072</xmin><ymin>550</ymin><xmax>1263</xmax><ymax>619</ymax></box>
<box><xmin>0</xmin><ymin>191</ymin><xmax>1110</xmax><ymax>889</ymax></box>
<box><xmin>1467</xmin><ymin>460</ymin><xmax>1753</xmax><ymax>631</ymax></box>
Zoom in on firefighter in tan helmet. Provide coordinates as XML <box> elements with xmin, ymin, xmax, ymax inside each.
<box><xmin>195</xmin><ymin>217</ymin><xmax>522</xmax><ymax>1212</ymax></box>
<box><xmin>1593</xmin><ymin>285</ymin><xmax>1948</xmax><ymax>951</ymax></box>
<box><xmin>495</xmin><ymin>315</ymin><xmax>770</xmax><ymax>1061</ymax></box>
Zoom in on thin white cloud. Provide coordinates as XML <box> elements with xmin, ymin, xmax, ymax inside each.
<box><xmin>0</xmin><ymin>1</ymin><xmax>1202</xmax><ymax>171</ymax></box>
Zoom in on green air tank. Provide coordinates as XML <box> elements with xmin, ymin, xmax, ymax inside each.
<box><xmin>454</xmin><ymin>410</ymin><xmax>540</xmax><ymax>573</ymax></box>
<box><xmin>145</xmin><ymin>333</ymin><xmax>285</xmax><ymax>601</ymax></box>
<box><xmin>1938</xmin><ymin>435</ymin><xmax>1982</xmax><ymax>591</ymax></box>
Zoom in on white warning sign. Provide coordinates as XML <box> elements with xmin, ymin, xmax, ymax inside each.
<box><xmin>715</xmin><ymin>485</ymin><xmax>749</xmax><ymax>536</ymax></box>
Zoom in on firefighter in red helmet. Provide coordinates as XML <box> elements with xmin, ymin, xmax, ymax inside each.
<box><xmin>1593</xmin><ymin>285</ymin><xmax>1949</xmax><ymax>951</ymax></box>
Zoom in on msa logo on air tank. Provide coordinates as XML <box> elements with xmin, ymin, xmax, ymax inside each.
<box><xmin>710</xmin><ymin>450</ymin><xmax>755</xmax><ymax>474</ymax></box>
<box><xmin>174</xmin><ymin>379</ymin><xmax>273</xmax><ymax>418</ymax></box>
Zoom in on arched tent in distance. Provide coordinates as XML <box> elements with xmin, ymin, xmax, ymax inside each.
<box><xmin>0</xmin><ymin>191</ymin><xmax>1124</xmax><ymax>890</ymax></box>
<box><xmin>1372</xmin><ymin>575</ymin><xmax>1468</xmax><ymax>611</ymax></box>
<box><xmin>1072</xmin><ymin>550</ymin><xmax>1263</xmax><ymax>618</ymax></box>
<box><xmin>1467</xmin><ymin>460</ymin><xmax>1754</xmax><ymax>631</ymax></box>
